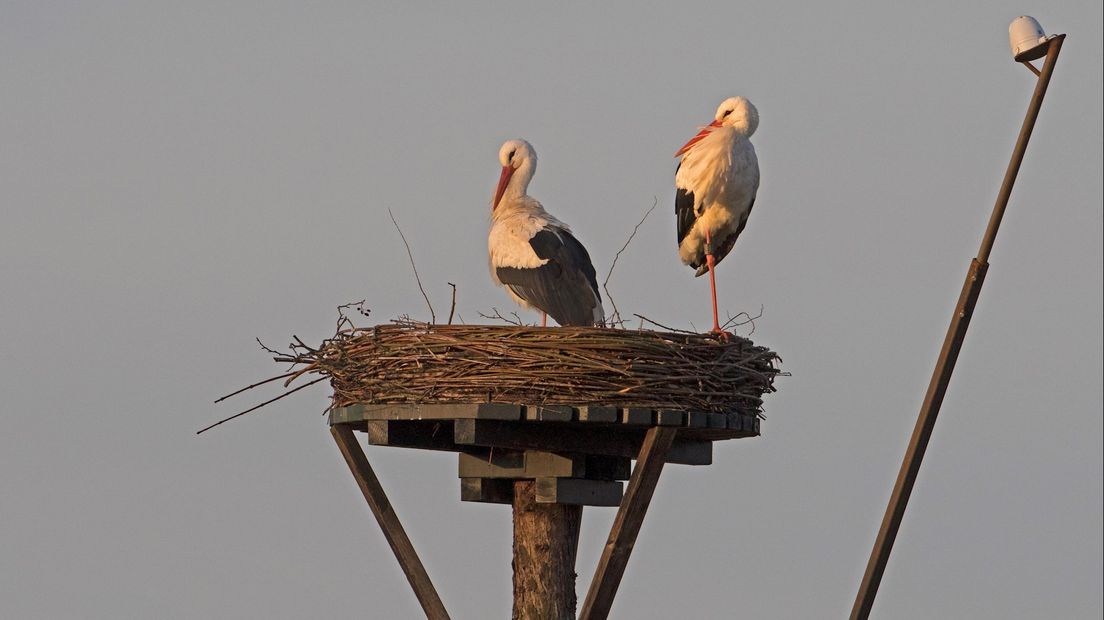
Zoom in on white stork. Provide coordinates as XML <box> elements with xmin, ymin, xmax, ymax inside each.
<box><xmin>488</xmin><ymin>139</ymin><xmax>604</xmax><ymax>327</ymax></box>
<box><xmin>674</xmin><ymin>96</ymin><xmax>760</xmax><ymax>334</ymax></box>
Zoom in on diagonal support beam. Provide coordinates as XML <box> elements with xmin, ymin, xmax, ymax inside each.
<box><xmin>331</xmin><ymin>425</ymin><xmax>451</xmax><ymax>620</ymax></box>
<box><xmin>579</xmin><ymin>426</ymin><xmax>677</xmax><ymax>620</ymax></box>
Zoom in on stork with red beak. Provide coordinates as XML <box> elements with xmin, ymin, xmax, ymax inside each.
<box><xmin>674</xmin><ymin>96</ymin><xmax>761</xmax><ymax>334</ymax></box>
<box><xmin>488</xmin><ymin>139</ymin><xmax>604</xmax><ymax>327</ymax></box>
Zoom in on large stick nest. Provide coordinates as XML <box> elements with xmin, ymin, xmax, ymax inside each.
<box><xmin>277</xmin><ymin>319</ymin><xmax>782</xmax><ymax>416</ymax></box>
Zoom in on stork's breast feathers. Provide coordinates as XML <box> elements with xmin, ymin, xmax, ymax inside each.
<box><xmin>488</xmin><ymin>218</ymin><xmax>549</xmax><ymax>270</ymax></box>
<box><xmin>675</xmin><ymin>136</ymin><xmax>759</xmax><ymax>206</ymax></box>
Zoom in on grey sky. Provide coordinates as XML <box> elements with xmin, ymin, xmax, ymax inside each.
<box><xmin>1</xmin><ymin>1</ymin><xmax>1101</xmax><ymax>618</ymax></box>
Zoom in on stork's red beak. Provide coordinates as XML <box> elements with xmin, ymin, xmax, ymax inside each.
<box><xmin>492</xmin><ymin>164</ymin><xmax>515</xmax><ymax>210</ymax></box>
<box><xmin>675</xmin><ymin>119</ymin><xmax>723</xmax><ymax>158</ymax></box>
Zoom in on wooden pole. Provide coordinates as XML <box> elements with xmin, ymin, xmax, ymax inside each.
<box><xmin>511</xmin><ymin>480</ymin><xmax>583</xmax><ymax>620</ymax></box>
<box><xmin>331</xmin><ymin>425</ymin><xmax>451</xmax><ymax>620</ymax></box>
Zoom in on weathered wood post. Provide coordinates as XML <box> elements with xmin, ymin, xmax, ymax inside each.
<box><xmin>511</xmin><ymin>481</ymin><xmax>582</xmax><ymax>619</ymax></box>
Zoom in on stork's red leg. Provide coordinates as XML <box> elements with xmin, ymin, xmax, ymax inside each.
<box><xmin>541</xmin><ymin>312</ymin><xmax>547</xmax><ymax>327</ymax></box>
<box><xmin>704</xmin><ymin>228</ymin><xmax>724</xmax><ymax>336</ymax></box>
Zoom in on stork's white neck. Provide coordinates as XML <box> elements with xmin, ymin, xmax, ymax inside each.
<box><xmin>502</xmin><ymin>157</ymin><xmax>536</xmax><ymax>203</ymax></box>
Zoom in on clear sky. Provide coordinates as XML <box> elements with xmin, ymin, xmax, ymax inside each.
<box><xmin>2</xmin><ymin>2</ymin><xmax>1101</xmax><ymax>618</ymax></box>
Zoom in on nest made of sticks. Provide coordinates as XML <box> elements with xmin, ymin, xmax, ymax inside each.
<box><xmin>271</xmin><ymin>319</ymin><xmax>781</xmax><ymax>416</ymax></box>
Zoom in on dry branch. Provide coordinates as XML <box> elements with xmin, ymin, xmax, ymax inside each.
<box><xmin>388</xmin><ymin>208</ymin><xmax>436</xmax><ymax>323</ymax></box>
<box><xmin>447</xmin><ymin>282</ymin><xmax>457</xmax><ymax>325</ymax></box>
<box><xmin>603</xmin><ymin>198</ymin><xmax>657</xmax><ymax>327</ymax></box>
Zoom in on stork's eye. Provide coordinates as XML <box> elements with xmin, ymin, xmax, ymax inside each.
<box><xmin>722</xmin><ymin>109</ymin><xmax>732</xmax><ymax>118</ymax></box>
<box><xmin>508</xmin><ymin>150</ymin><xmax>516</xmax><ymax>162</ymax></box>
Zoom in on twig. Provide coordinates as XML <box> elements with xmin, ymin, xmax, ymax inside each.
<box><xmin>478</xmin><ymin>307</ymin><xmax>526</xmax><ymax>326</ymax></box>
<box><xmin>721</xmin><ymin>311</ymin><xmax>750</xmax><ymax>330</ymax></box>
<box><xmin>603</xmin><ymin>197</ymin><xmax>657</xmax><ymax>327</ymax></box>
<box><xmin>447</xmin><ymin>283</ymin><xmax>457</xmax><ymax>325</ymax></box>
<box><xmin>213</xmin><ymin>371</ymin><xmax>298</xmax><ymax>403</ymax></box>
<box><xmin>197</xmin><ymin>376</ymin><xmax>328</xmax><ymax>435</ymax></box>
<box><xmin>721</xmin><ymin>305</ymin><xmax>764</xmax><ymax>335</ymax></box>
<box><xmin>335</xmin><ymin>300</ymin><xmax>370</xmax><ymax>332</ymax></box>
<box><xmin>255</xmin><ymin>337</ymin><xmax>285</xmax><ymax>357</ymax></box>
<box><xmin>388</xmin><ymin>208</ymin><xmax>436</xmax><ymax>323</ymax></box>
<box><xmin>632</xmin><ymin>313</ymin><xmax>699</xmax><ymax>335</ymax></box>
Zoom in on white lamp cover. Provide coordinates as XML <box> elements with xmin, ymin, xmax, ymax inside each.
<box><xmin>1009</xmin><ymin>16</ymin><xmax>1051</xmax><ymax>61</ymax></box>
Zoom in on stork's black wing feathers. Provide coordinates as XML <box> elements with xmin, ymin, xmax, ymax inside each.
<box><xmin>531</xmin><ymin>229</ymin><xmax>602</xmax><ymax>300</ymax></box>
<box><xmin>495</xmin><ymin>228</ymin><xmax>602</xmax><ymax>326</ymax></box>
<box><xmin>675</xmin><ymin>162</ymin><xmax>697</xmax><ymax>247</ymax></box>
<box><xmin>676</xmin><ymin>188</ymin><xmax>697</xmax><ymax>248</ymax></box>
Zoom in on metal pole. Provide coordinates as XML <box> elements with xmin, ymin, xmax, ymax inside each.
<box><xmin>850</xmin><ymin>34</ymin><xmax>1064</xmax><ymax>620</ymax></box>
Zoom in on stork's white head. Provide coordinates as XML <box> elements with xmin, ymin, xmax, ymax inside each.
<box><xmin>714</xmin><ymin>96</ymin><xmax>759</xmax><ymax>136</ymax></box>
<box><xmin>675</xmin><ymin>96</ymin><xmax>759</xmax><ymax>157</ymax></box>
<box><xmin>493</xmin><ymin>139</ymin><xmax>537</xmax><ymax>210</ymax></box>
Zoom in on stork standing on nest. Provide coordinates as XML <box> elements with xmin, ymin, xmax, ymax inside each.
<box><xmin>674</xmin><ymin>96</ymin><xmax>761</xmax><ymax>335</ymax></box>
<box><xmin>488</xmin><ymin>139</ymin><xmax>604</xmax><ymax>327</ymax></box>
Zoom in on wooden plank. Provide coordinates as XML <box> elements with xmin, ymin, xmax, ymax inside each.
<box><xmin>370</xmin><ymin>418</ymin><xmax>749</xmax><ymax>455</ymax></box>
<box><xmin>707</xmin><ymin>413</ymin><xmax>728</xmax><ymax>429</ymax></box>
<box><xmin>536</xmin><ymin>478</ymin><xmax>624</xmax><ymax>506</ymax></box>
<box><xmin>726</xmin><ymin>413</ymin><xmax>744</xmax><ymax>430</ymax></box>
<box><xmin>459</xmin><ymin>451</ymin><xmax>630</xmax><ymax>480</ymax></box>
<box><xmin>655</xmin><ymin>410</ymin><xmax>686</xmax><ymax>426</ymax></box>
<box><xmin>330</xmin><ymin>425</ymin><xmax>451</xmax><ymax>620</ymax></box>
<box><xmin>725</xmin><ymin>413</ymin><xmax>761</xmax><ymax>434</ymax></box>
<box><xmin>584</xmin><ymin>455</ymin><xmax>632</xmax><ymax>481</ymax></box>
<box><xmin>577</xmin><ymin>406</ymin><xmax>618</xmax><ymax>423</ymax></box>
<box><xmin>368</xmin><ymin>419</ymin><xmax>753</xmax><ymax>455</ymax></box>
<box><xmin>453</xmin><ymin>419</ymin><xmax>711</xmax><ymax>466</ymax></box>
<box><xmin>686</xmin><ymin>411</ymin><xmax>711</xmax><ymax>428</ymax></box>
<box><xmin>458</xmin><ymin>450</ymin><xmax>582</xmax><ymax>478</ymax></box>
<box><xmin>679</xmin><ymin>427</ymin><xmax>758</xmax><ymax>442</ymax></box>
<box><xmin>331</xmin><ymin>403</ymin><xmax>522</xmax><ymax>424</ymax></box>
<box><xmin>524</xmin><ymin>405</ymin><xmax>575</xmax><ymax>422</ymax></box>
<box><xmin>366</xmin><ymin>420</ymin><xmax>458</xmax><ymax>452</ymax></box>
<box><xmin>618</xmin><ymin>408</ymin><xmax>653</xmax><ymax>425</ymax></box>
<box><xmin>457</xmin><ymin>450</ymin><xmax>525</xmax><ymax>477</ymax></box>
<box><xmin>526</xmin><ymin>451</ymin><xmax>585</xmax><ymax>477</ymax></box>
<box><xmin>579</xmin><ymin>427</ymin><xmax>678</xmax><ymax>620</ymax></box>
<box><xmin>459</xmin><ymin>477</ymin><xmax>514</xmax><ymax>504</ymax></box>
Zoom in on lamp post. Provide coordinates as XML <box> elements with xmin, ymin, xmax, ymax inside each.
<box><xmin>850</xmin><ymin>18</ymin><xmax>1066</xmax><ymax>620</ymax></box>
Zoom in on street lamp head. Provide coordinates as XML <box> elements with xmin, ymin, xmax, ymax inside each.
<box><xmin>1009</xmin><ymin>16</ymin><xmax>1052</xmax><ymax>62</ymax></box>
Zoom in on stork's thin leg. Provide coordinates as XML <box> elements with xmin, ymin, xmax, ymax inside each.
<box><xmin>704</xmin><ymin>228</ymin><xmax>723</xmax><ymax>335</ymax></box>
<box><xmin>541</xmin><ymin>312</ymin><xmax>548</xmax><ymax>327</ymax></box>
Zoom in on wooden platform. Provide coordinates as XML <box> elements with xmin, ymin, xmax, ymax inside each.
<box><xmin>329</xmin><ymin>403</ymin><xmax>760</xmax><ymax>507</ymax></box>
